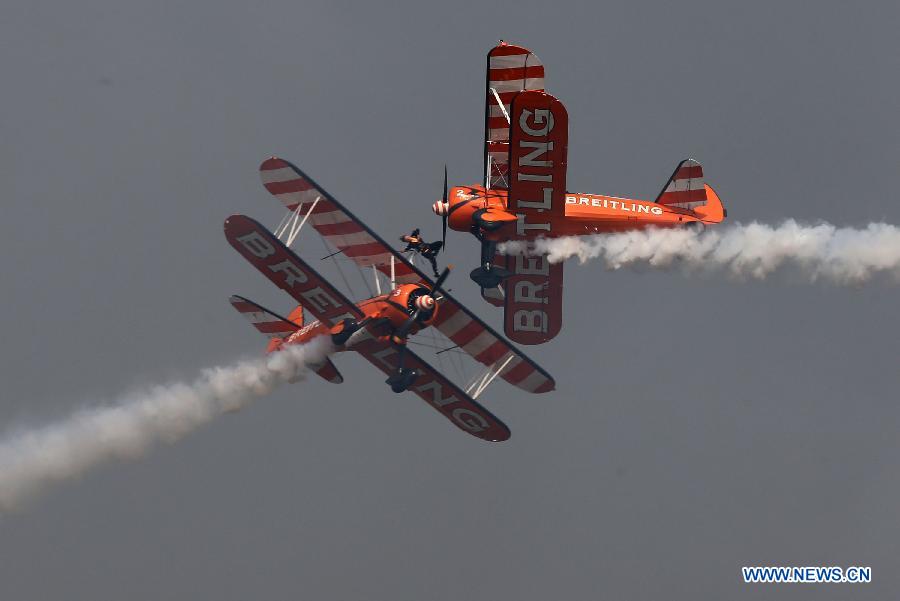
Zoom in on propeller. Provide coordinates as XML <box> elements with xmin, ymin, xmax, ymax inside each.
<box><xmin>441</xmin><ymin>165</ymin><xmax>448</xmax><ymax>249</ymax></box>
<box><xmin>393</xmin><ymin>266</ymin><xmax>452</xmax><ymax>343</ymax></box>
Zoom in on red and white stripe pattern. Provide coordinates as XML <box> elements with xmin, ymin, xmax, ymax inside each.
<box><xmin>259</xmin><ymin>161</ymin><xmax>323</xmax><ymax>211</ymax></box>
<box><xmin>259</xmin><ymin>157</ymin><xmax>419</xmax><ymax>285</ymax></box>
<box><xmin>432</xmin><ymin>200</ymin><xmax>449</xmax><ymax>216</ymax></box>
<box><xmin>432</xmin><ymin>300</ymin><xmax>554</xmax><ymax>394</ymax></box>
<box><xmin>655</xmin><ymin>159</ymin><xmax>708</xmax><ymax>209</ymax></box>
<box><xmin>414</xmin><ymin>295</ymin><xmax>435</xmax><ymax>311</ymax></box>
<box><xmin>485</xmin><ymin>42</ymin><xmax>545</xmax><ymax>189</ymax></box>
<box><xmin>229</xmin><ymin>295</ymin><xmax>300</xmax><ymax>339</ymax></box>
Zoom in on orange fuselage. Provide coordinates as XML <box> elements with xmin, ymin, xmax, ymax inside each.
<box><xmin>445</xmin><ymin>184</ymin><xmax>726</xmax><ymax>239</ymax></box>
<box><xmin>265</xmin><ymin>283</ymin><xmax>438</xmax><ymax>353</ymax></box>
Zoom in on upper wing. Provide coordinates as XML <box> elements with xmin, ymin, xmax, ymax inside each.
<box><xmin>224</xmin><ymin>214</ymin><xmax>364</xmax><ymax>327</ymax></box>
<box><xmin>259</xmin><ymin>157</ymin><xmax>420</xmax><ymax>285</ymax></box>
<box><xmin>485</xmin><ymin>42</ymin><xmax>546</xmax><ymax>189</ymax></box>
<box><xmin>352</xmin><ymin>337</ymin><xmax>511</xmax><ymax>442</ymax></box>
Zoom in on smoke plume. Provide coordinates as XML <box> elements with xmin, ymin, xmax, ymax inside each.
<box><xmin>0</xmin><ymin>340</ymin><xmax>331</xmax><ymax>511</ymax></box>
<box><xmin>500</xmin><ymin>221</ymin><xmax>900</xmax><ymax>284</ymax></box>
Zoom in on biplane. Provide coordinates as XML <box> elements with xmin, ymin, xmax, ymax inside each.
<box><xmin>224</xmin><ymin>157</ymin><xmax>555</xmax><ymax>442</ymax></box>
<box><xmin>431</xmin><ymin>41</ymin><xmax>728</xmax><ymax>345</ymax></box>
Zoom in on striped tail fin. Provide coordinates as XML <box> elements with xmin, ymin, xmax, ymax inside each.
<box><xmin>655</xmin><ymin>159</ymin><xmax>707</xmax><ymax>210</ymax></box>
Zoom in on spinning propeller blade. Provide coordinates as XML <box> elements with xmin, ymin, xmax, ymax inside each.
<box><xmin>441</xmin><ymin>165</ymin><xmax>448</xmax><ymax>248</ymax></box>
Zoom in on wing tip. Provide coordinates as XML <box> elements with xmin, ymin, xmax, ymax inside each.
<box><xmin>259</xmin><ymin>156</ymin><xmax>287</xmax><ymax>171</ymax></box>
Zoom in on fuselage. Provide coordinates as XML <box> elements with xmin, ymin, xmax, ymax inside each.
<box><xmin>443</xmin><ymin>184</ymin><xmax>725</xmax><ymax>239</ymax></box>
<box><xmin>266</xmin><ymin>283</ymin><xmax>438</xmax><ymax>353</ymax></box>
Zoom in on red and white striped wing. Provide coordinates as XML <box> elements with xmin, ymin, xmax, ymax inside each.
<box><xmin>432</xmin><ymin>298</ymin><xmax>555</xmax><ymax>394</ymax></box>
<box><xmin>229</xmin><ymin>295</ymin><xmax>300</xmax><ymax>339</ymax></box>
<box><xmin>259</xmin><ymin>161</ymin><xmax>322</xmax><ymax>211</ymax></box>
<box><xmin>485</xmin><ymin>42</ymin><xmax>546</xmax><ymax>189</ymax></box>
<box><xmin>259</xmin><ymin>157</ymin><xmax>419</xmax><ymax>284</ymax></box>
<box><xmin>655</xmin><ymin>159</ymin><xmax>708</xmax><ymax>209</ymax></box>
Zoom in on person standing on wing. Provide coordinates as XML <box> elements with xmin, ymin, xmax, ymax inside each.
<box><xmin>400</xmin><ymin>228</ymin><xmax>443</xmax><ymax>277</ymax></box>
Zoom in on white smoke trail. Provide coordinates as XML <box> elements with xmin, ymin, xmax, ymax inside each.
<box><xmin>500</xmin><ymin>220</ymin><xmax>900</xmax><ymax>285</ymax></box>
<box><xmin>0</xmin><ymin>339</ymin><xmax>331</xmax><ymax>511</ymax></box>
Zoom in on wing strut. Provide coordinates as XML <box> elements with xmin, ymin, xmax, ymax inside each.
<box><xmin>390</xmin><ymin>255</ymin><xmax>396</xmax><ymax>288</ymax></box>
<box><xmin>466</xmin><ymin>354</ymin><xmax>516</xmax><ymax>400</ymax></box>
<box><xmin>273</xmin><ymin>202</ymin><xmax>301</xmax><ymax>238</ymax></box>
<box><xmin>372</xmin><ymin>264</ymin><xmax>382</xmax><ymax>295</ymax></box>
<box><xmin>486</xmin><ymin>155</ymin><xmax>508</xmax><ymax>190</ymax></box>
<box><xmin>275</xmin><ymin>196</ymin><xmax>321</xmax><ymax>247</ymax></box>
<box><xmin>489</xmin><ymin>87</ymin><xmax>512</xmax><ymax>124</ymax></box>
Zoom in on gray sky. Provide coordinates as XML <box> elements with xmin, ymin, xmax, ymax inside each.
<box><xmin>1</xmin><ymin>1</ymin><xmax>898</xmax><ymax>599</ymax></box>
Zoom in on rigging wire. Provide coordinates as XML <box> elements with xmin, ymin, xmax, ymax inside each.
<box><xmin>406</xmin><ymin>339</ymin><xmax>468</xmax><ymax>355</ymax></box>
<box><xmin>320</xmin><ymin>237</ymin><xmax>357</xmax><ymax>299</ymax></box>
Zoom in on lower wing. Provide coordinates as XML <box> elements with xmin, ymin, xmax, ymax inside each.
<box><xmin>352</xmin><ymin>338</ymin><xmax>511</xmax><ymax>442</ymax></box>
<box><xmin>502</xmin><ymin>254</ymin><xmax>564</xmax><ymax>345</ymax></box>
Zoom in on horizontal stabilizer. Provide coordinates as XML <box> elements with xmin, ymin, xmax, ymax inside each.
<box><xmin>312</xmin><ymin>357</ymin><xmax>343</xmax><ymax>384</ymax></box>
<box><xmin>229</xmin><ymin>295</ymin><xmax>300</xmax><ymax>339</ymax></box>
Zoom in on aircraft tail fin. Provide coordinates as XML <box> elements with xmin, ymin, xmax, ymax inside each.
<box><xmin>654</xmin><ymin>158</ymin><xmax>708</xmax><ymax>210</ymax></box>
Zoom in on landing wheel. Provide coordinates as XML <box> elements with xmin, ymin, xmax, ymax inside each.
<box><xmin>470</xmin><ymin>265</ymin><xmax>512</xmax><ymax>288</ymax></box>
<box><xmin>386</xmin><ymin>367</ymin><xmax>420</xmax><ymax>393</ymax></box>
<box><xmin>470</xmin><ymin>237</ymin><xmax>511</xmax><ymax>287</ymax></box>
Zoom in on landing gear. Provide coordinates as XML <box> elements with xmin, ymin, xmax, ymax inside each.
<box><xmin>386</xmin><ymin>367</ymin><xmax>420</xmax><ymax>393</ymax></box>
<box><xmin>469</xmin><ymin>239</ymin><xmax>511</xmax><ymax>288</ymax></box>
<box><xmin>385</xmin><ymin>345</ymin><xmax>419</xmax><ymax>393</ymax></box>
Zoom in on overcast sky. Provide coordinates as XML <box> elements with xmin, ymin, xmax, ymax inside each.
<box><xmin>1</xmin><ymin>1</ymin><xmax>898</xmax><ymax>599</ymax></box>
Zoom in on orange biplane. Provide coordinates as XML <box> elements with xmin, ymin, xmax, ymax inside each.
<box><xmin>225</xmin><ymin>158</ymin><xmax>555</xmax><ymax>442</ymax></box>
<box><xmin>431</xmin><ymin>41</ymin><xmax>727</xmax><ymax>345</ymax></box>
